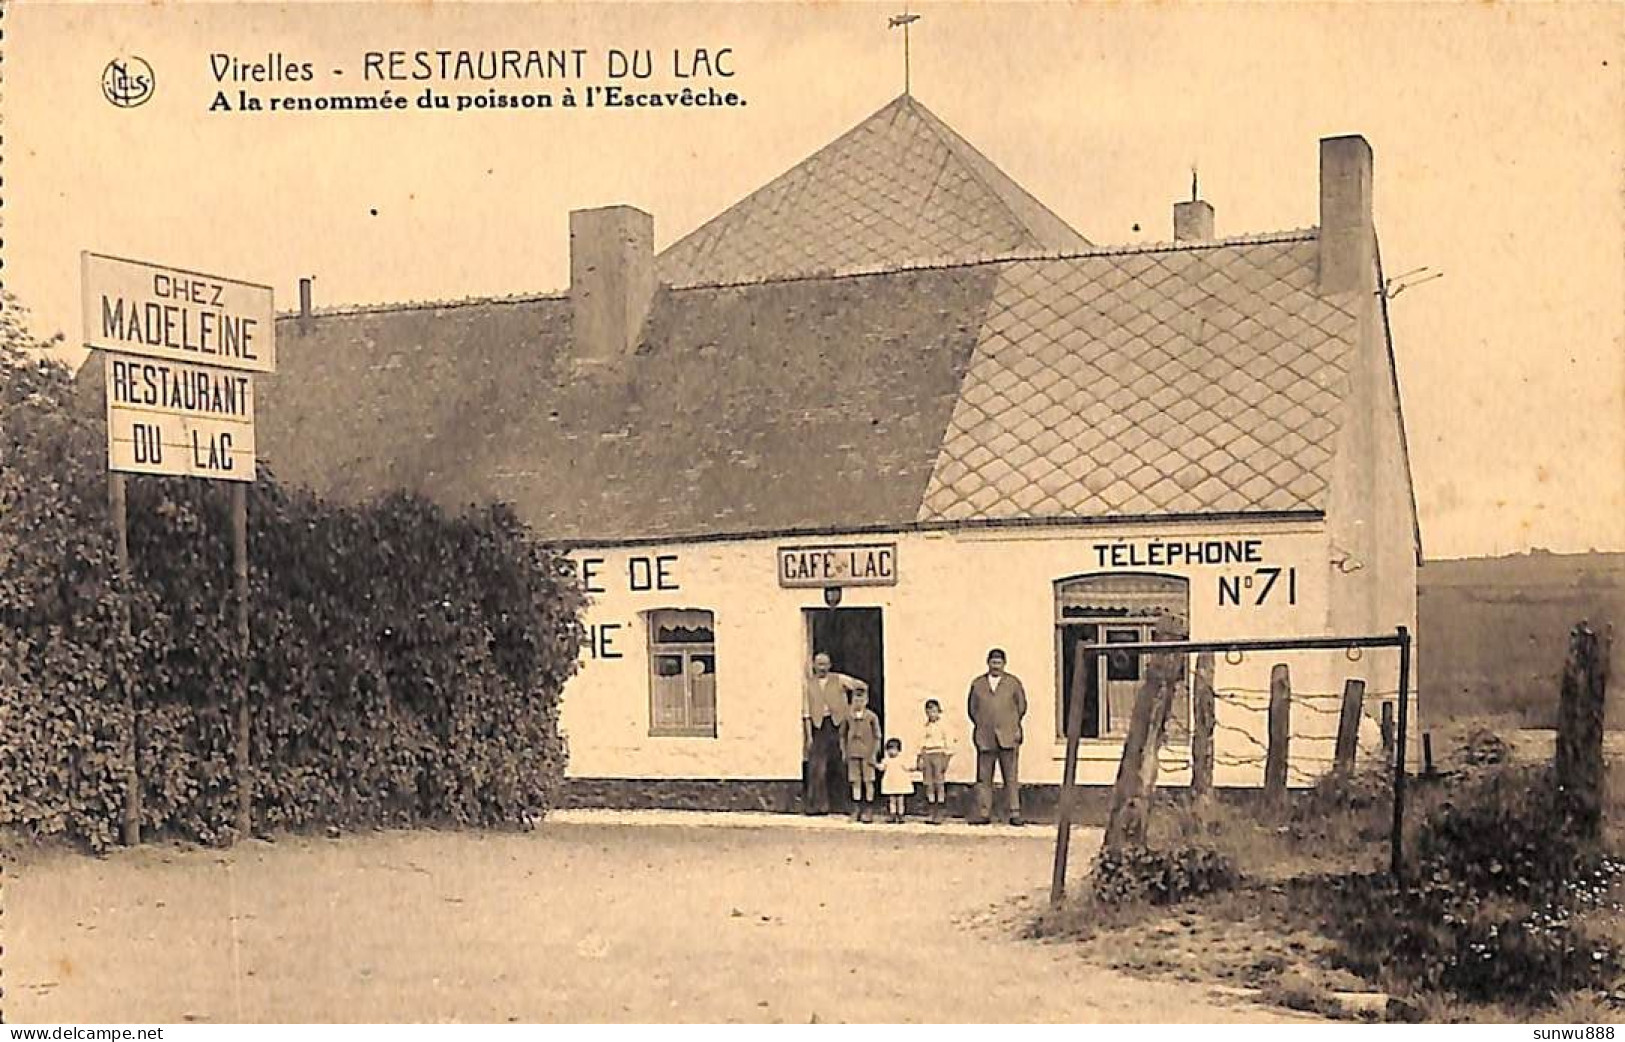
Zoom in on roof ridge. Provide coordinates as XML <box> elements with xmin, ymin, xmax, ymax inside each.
<box><xmin>274</xmin><ymin>290</ymin><xmax>567</xmax><ymax>321</ymax></box>
<box><xmin>275</xmin><ymin>226</ymin><xmax>1321</xmax><ymax>316</ymax></box>
<box><xmin>665</xmin><ymin>227</ymin><xmax>1321</xmax><ymax>292</ymax></box>
<box><xmin>901</xmin><ymin>95</ymin><xmax>1092</xmax><ymax>250</ymax></box>
<box><xmin>654</xmin><ymin>94</ymin><xmax>913</xmax><ymax>265</ymax></box>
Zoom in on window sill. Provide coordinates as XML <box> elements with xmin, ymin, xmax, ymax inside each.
<box><xmin>648</xmin><ymin>730</ymin><xmax>719</xmax><ymax>740</ymax></box>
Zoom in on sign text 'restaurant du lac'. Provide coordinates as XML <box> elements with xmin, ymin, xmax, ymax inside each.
<box><xmin>778</xmin><ymin>543</ymin><xmax>897</xmax><ymax>588</ymax></box>
<box><xmin>81</xmin><ymin>252</ymin><xmax>275</xmax><ymax>373</ymax></box>
<box><xmin>104</xmin><ymin>354</ymin><xmax>257</xmax><ymax>482</ymax></box>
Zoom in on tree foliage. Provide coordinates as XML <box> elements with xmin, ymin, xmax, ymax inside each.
<box><xmin>1</xmin><ymin>295</ymin><xmax>584</xmax><ymax>850</ymax></box>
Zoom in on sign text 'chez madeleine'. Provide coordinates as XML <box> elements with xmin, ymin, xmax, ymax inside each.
<box><xmin>777</xmin><ymin>543</ymin><xmax>897</xmax><ymax>588</ymax></box>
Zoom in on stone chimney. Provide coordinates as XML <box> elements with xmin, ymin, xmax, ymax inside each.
<box><xmin>1318</xmin><ymin>135</ymin><xmax>1374</xmax><ymax>296</ymax></box>
<box><xmin>1173</xmin><ymin>199</ymin><xmax>1214</xmax><ymax>242</ymax></box>
<box><xmin>570</xmin><ymin>205</ymin><xmax>656</xmax><ymax>367</ymax></box>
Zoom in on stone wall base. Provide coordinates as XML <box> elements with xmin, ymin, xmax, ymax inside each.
<box><xmin>561</xmin><ymin>778</ymin><xmax>1126</xmax><ymax>824</ymax></box>
<box><xmin>560</xmin><ymin>777</ymin><xmax>1308</xmax><ymax>825</ymax></box>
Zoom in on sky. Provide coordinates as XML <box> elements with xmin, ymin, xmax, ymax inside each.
<box><xmin>4</xmin><ymin>1</ymin><xmax>1622</xmax><ymax>561</ymax></box>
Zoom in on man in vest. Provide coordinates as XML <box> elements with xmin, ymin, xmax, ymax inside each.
<box><xmin>967</xmin><ymin>647</ymin><xmax>1028</xmax><ymax>825</ymax></box>
<box><xmin>803</xmin><ymin>652</ymin><xmax>868</xmax><ymax>815</ymax></box>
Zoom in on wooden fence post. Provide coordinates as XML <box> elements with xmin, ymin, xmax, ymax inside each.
<box><xmin>1191</xmin><ymin>652</ymin><xmax>1216</xmax><ymax>800</ymax></box>
<box><xmin>1105</xmin><ymin>624</ymin><xmax>1183</xmax><ymax>849</ymax></box>
<box><xmin>1556</xmin><ymin>621</ymin><xmax>1610</xmax><ymax>841</ymax></box>
<box><xmin>1264</xmin><ymin>664</ymin><xmax>1291</xmax><ymax>804</ymax></box>
<box><xmin>110</xmin><ymin>471</ymin><xmax>140</xmax><ymax>846</ymax></box>
<box><xmin>1334</xmin><ymin>678</ymin><xmax>1366</xmax><ymax>777</ymax></box>
<box><xmin>231</xmin><ymin>483</ymin><xmax>252</xmax><ymax>841</ymax></box>
<box><xmin>1105</xmin><ymin>673</ymin><xmax>1163</xmax><ymax>849</ymax></box>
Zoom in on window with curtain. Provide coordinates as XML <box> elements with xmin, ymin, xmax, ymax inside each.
<box><xmin>1055</xmin><ymin>574</ymin><xmax>1190</xmax><ymax>741</ymax></box>
<box><xmin>647</xmin><ymin>609</ymin><xmax>717</xmax><ymax>738</ymax></box>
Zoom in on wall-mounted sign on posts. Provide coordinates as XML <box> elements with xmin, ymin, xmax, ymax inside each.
<box><xmin>83</xmin><ymin>250</ymin><xmax>274</xmax><ymax>849</ymax></box>
<box><xmin>778</xmin><ymin>543</ymin><xmax>898</xmax><ymax>588</ymax></box>
<box><xmin>103</xmin><ymin>354</ymin><xmax>256</xmax><ymax>481</ymax></box>
<box><xmin>81</xmin><ymin>252</ymin><xmax>276</xmax><ymax>372</ymax></box>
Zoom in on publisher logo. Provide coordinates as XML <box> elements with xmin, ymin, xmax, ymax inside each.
<box><xmin>102</xmin><ymin>57</ymin><xmax>155</xmax><ymax>108</ymax></box>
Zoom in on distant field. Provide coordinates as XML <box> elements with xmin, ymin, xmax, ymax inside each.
<box><xmin>1419</xmin><ymin>551</ymin><xmax>1625</xmax><ymax>728</ymax></box>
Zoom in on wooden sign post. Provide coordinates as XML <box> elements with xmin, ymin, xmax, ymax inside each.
<box><xmin>83</xmin><ymin>251</ymin><xmax>274</xmax><ymax>845</ymax></box>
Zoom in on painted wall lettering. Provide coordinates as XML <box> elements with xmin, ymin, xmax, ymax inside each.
<box><xmin>1218</xmin><ymin>566</ymin><xmax>1298</xmax><ymax>607</ymax></box>
<box><xmin>587</xmin><ymin>621</ymin><xmax>624</xmax><ymax>659</ymax></box>
<box><xmin>581</xmin><ymin>557</ymin><xmax>606</xmax><ymax>594</ymax></box>
<box><xmin>629</xmin><ymin>554</ymin><xmax>680</xmax><ymax>592</ymax></box>
<box><xmin>1092</xmin><ymin>539</ymin><xmax>1263</xmax><ymax>569</ymax></box>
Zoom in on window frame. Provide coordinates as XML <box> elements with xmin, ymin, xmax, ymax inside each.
<box><xmin>1053</xmin><ymin>573</ymin><xmax>1192</xmax><ymax>744</ymax></box>
<box><xmin>645</xmin><ymin>608</ymin><xmax>718</xmax><ymax>739</ymax></box>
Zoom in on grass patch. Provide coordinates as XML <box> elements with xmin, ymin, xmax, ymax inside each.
<box><xmin>1032</xmin><ymin>724</ymin><xmax>1625</xmax><ymax>1022</ymax></box>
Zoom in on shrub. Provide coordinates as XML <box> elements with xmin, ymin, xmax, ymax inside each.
<box><xmin>0</xmin><ymin>297</ymin><xmax>586</xmax><ymax>850</ymax></box>
<box><xmin>1455</xmin><ymin>726</ymin><xmax>1511</xmax><ymax>772</ymax></box>
<box><xmin>0</xmin><ymin>297</ymin><xmax>147</xmax><ymax>852</ymax></box>
<box><xmin>1305</xmin><ymin>764</ymin><xmax>1392</xmax><ymax>816</ymax></box>
<box><xmin>1320</xmin><ymin>871</ymin><xmax>1621</xmax><ymax>1005</ymax></box>
<box><xmin>1091</xmin><ymin>844</ymin><xmax>1239</xmax><ymax>906</ymax></box>
<box><xmin>1414</xmin><ymin>763</ymin><xmax>1583</xmax><ymax>903</ymax></box>
<box><xmin>1317</xmin><ymin>761</ymin><xmax>1622</xmax><ymax>1006</ymax></box>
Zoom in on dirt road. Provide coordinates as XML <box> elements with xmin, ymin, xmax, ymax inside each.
<box><xmin>5</xmin><ymin>812</ymin><xmax>1309</xmax><ymax>1022</ymax></box>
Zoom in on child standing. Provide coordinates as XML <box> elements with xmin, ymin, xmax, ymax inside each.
<box><xmin>879</xmin><ymin>738</ymin><xmax>916</xmax><ymax>823</ymax></box>
<box><xmin>840</xmin><ymin>690</ymin><xmax>884</xmax><ymax>823</ymax></box>
<box><xmin>917</xmin><ymin>698</ymin><xmax>956</xmax><ymax>824</ymax></box>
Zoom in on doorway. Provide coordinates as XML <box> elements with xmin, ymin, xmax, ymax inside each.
<box><xmin>803</xmin><ymin>607</ymin><xmax>886</xmax><ymax>726</ymax></box>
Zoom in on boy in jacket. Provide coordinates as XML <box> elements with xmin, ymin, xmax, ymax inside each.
<box><xmin>841</xmin><ymin>690</ymin><xmax>884</xmax><ymax>823</ymax></box>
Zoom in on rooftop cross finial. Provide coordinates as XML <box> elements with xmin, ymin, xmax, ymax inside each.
<box><xmin>888</xmin><ymin>6</ymin><xmax>922</xmax><ymax>96</ymax></box>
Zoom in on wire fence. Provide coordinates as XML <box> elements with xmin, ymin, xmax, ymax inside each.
<box><xmin>1050</xmin><ymin>628</ymin><xmax>1415</xmax><ymax>905</ymax></box>
<box><xmin>1204</xmin><ymin>685</ymin><xmax>1405</xmax><ymax>785</ymax></box>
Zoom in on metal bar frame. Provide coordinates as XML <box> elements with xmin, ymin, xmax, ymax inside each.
<box><xmin>1049</xmin><ymin>627</ymin><xmax>1414</xmax><ymax>907</ymax></box>
<box><xmin>1390</xmin><ymin>625</ymin><xmax>1413</xmax><ymax>882</ymax></box>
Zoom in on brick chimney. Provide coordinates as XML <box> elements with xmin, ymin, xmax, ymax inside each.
<box><xmin>1173</xmin><ymin>199</ymin><xmax>1214</xmax><ymax>242</ymax></box>
<box><xmin>1318</xmin><ymin>135</ymin><xmax>1374</xmax><ymax>295</ymax></box>
<box><xmin>570</xmin><ymin>205</ymin><xmax>656</xmax><ymax>367</ymax></box>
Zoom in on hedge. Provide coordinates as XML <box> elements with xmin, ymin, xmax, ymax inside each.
<box><xmin>1</xmin><ymin>298</ymin><xmax>585</xmax><ymax>850</ymax></box>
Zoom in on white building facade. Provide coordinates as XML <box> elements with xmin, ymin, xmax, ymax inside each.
<box><xmin>564</xmin><ymin>516</ymin><xmax>1409</xmax><ymax>795</ymax></box>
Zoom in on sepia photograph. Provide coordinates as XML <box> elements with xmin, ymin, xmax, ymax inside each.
<box><xmin>0</xmin><ymin>0</ymin><xmax>1622</xmax><ymax>1028</ymax></box>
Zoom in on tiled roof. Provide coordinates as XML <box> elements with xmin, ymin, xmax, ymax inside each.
<box><xmin>256</xmin><ymin>266</ymin><xmax>996</xmax><ymax>543</ymax></box>
<box><xmin>656</xmin><ymin>94</ymin><xmax>1091</xmax><ymax>288</ymax></box>
<box><xmin>247</xmin><ymin>233</ymin><xmax>1357</xmax><ymax>544</ymax></box>
<box><xmin>920</xmin><ymin>235</ymin><xmax>1356</xmax><ymax>522</ymax></box>
<box><xmin>218</xmin><ymin>97</ymin><xmax>1370</xmax><ymax>544</ymax></box>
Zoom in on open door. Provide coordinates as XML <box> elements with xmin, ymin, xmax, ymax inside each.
<box><xmin>803</xmin><ymin>607</ymin><xmax>886</xmax><ymax>726</ymax></box>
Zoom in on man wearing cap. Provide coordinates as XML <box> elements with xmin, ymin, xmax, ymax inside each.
<box><xmin>966</xmin><ymin>647</ymin><xmax>1027</xmax><ymax>826</ymax></box>
<box><xmin>802</xmin><ymin>652</ymin><xmax>869</xmax><ymax>815</ymax></box>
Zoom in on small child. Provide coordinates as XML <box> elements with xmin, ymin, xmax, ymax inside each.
<box><xmin>879</xmin><ymin>737</ymin><xmax>916</xmax><ymax>823</ymax></box>
<box><xmin>917</xmin><ymin>698</ymin><xmax>956</xmax><ymax>824</ymax></box>
<box><xmin>840</xmin><ymin>690</ymin><xmax>884</xmax><ymax>823</ymax></box>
